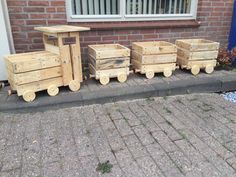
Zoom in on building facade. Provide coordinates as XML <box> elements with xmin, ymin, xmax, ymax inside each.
<box><xmin>6</xmin><ymin>0</ymin><xmax>234</xmax><ymax>67</ymax></box>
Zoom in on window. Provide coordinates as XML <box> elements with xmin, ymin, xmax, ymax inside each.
<box><xmin>66</xmin><ymin>0</ymin><xmax>198</xmax><ymax>22</ymax></box>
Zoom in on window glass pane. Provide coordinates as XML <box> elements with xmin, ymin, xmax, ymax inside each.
<box><xmin>125</xmin><ymin>0</ymin><xmax>191</xmax><ymax>14</ymax></box>
<box><xmin>72</xmin><ymin>0</ymin><xmax>120</xmax><ymax>15</ymax></box>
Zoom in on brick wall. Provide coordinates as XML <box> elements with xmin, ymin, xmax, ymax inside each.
<box><xmin>6</xmin><ymin>0</ymin><xmax>234</xmax><ymax>66</ymax></box>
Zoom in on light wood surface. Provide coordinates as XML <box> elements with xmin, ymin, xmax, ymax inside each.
<box><xmin>132</xmin><ymin>41</ymin><xmax>177</xmax><ymax>55</ymax></box>
<box><xmin>176</xmin><ymin>39</ymin><xmax>220</xmax><ymax>52</ymax></box>
<box><xmin>88</xmin><ymin>44</ymin><xmax>130</xmax><ymax>59</ymax></box>
<box><xmin>35</xmin><ymin>25</ymin><xmax>90</xmax><ymax>34</ymax></box>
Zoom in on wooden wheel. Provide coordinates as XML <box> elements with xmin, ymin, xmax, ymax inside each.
<box><xmin>191</xmin><ymin>65</ymin><xmax>200</xmax><ymax>75</ymax></box>
<box><xmin>205</xmin><ymin>65</ymin><xmax>214</xmax><ymax>74</ymax></box>
<box><xmin>23</xmin><ymin>90</ymin><xmax>36</xmax><ymax>102</ymax></box>
<box><xmin>69</xmin><ymin>80</ymin><xmax>81</xmax><ymax>92</ymax></box>
<box><xmin>163</xmin><ymin>68</ymin><xmax>172</xmax><ymax>78</ymax></box>
<box><xmin>145</xmin><ymin>70</ymin><xmax>154</xmax><ymax>79</ymax></box>
<box><xmin>47</xmin><ymin>85</ymin><xmax>59</xmax><ymax>96</ymax></box>
<box><xmin>117</xmin><ymin>73</ymin><xmax>127</xmax><ymax>83</ymax></box>
<box><xmin>100</xmin><ymin>75</ymin><xmax>110</xmax><ymax>85</ymax></box>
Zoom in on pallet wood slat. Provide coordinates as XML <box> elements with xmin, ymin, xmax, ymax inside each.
<box><xmin>8</xmin><ymin>67</ymin><xmax>62</xmax><ymax>86</ymax></box>
<box><xmin>88</xmin><ymin>44</ymin><xmax>130</xmax><ymax>59</ymax></box>
<box><xmin>177</xmin><ymin>48</ymin><xmax>218</xmax><ymax>61</ymax></box>
<box><xmin>132</xmin><ymin>60</ymin><xmax>176</xmax><ymax>73</ymax></box>
<box><xmin>176</xmin><ymin>39</ymin><xmax>219</xmax><ymax>75</ymax></box>
<box><xmin>88</xmin><ymin>44</ymin><xmax>130</xmax><ymax>85</ymax></box>
<box><xmin>5</xmin><ymin>51</ymin><xmax>60</xmax><ymax>73</ymax></box>
<box><xmin>132</xmin><ymin>41</ymin><xmax>177</xmax><ymax>55</ymax></box>
<box><xmin>132</xmin><ymin>51</ymin><xmax>177</xmax><ymax>64</ymax></box>
<box><xmin>132</xmin><ymin>41</ymin><xmax>177</xmax><ymax>79</ymax></box>
<box><xmin>70</xmin><ymin>32</ymin><xmax>83</xmax><ymax>82</ymax></box>
<box><xmin>89</xmin><ymin>55</ymin><xmax>130</xmax><ymax>70</ymax></box>
<box><xmin>16</xmin><ymin>77</ymin><xmax>64</xmax><ymax>96</ymax></box>
<box><xmin>5</xmin><ymin>25</ymin><xmax>90</xmax><ymax>102</ymax></box>
<box><xmin>176</xmin><ymin>39</ymin><xmax>220</xmax><ymax>52</ymax></box>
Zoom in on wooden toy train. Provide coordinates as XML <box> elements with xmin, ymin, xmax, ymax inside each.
<box><xmin>4</xmin><ymin>25</ymin><xmax>220</xmax><ymax>102</ymax></box>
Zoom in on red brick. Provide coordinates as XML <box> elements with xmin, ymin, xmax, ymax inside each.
<box><xmin>30</xmin><ymin>14</ymin><xmax>50</xmax><ymax>19</ymax></box>
<box><xmin>10</xmin><ymin>14</ymin><xmax>29</xmax><ymax>19</ymax></box>
<box><xmin>51</xmin><ymin>14</ymin><xmax>66</xmax><ymax>19</ymax></box>
<box><xmin>46</xmin><ymin>8</ymin><xmax>56</xmax><ymax>12</ymax></box>
<box><xmin>28</xmin><ymin>1</ymin><xmax>49</xmax><ymax>6</ymax></box>
<box><xmin>7</xmin><ymin>1</ymin><xmax>26</xmax><ymax>6</ymax></box>
<box><xmin>24</xmin><ymin>7</ymin><xmax>45</xmax><ymax>12</ymax></box>
<box><xmin>102</xmin><ymin>36</ymin><xmax>119</xmax><ymax>41</ymax></box>
<box><xmin>47</xmin><ymin>20</ymin><xmax>67</xmax><ymax>25</ymax></box>
<box><xmin>26</xmin><ymin>20</ymin><xmax>47</xmax><ymax>25</ymax></box>
<box><xmin>50</xmin><ymin>1</ymin><xmax>65</xmax><ymax>6</ymax></box>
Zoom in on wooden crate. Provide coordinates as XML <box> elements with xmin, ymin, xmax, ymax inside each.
<box><xmin>88</xmin><ymin>44</ymin><xmax>130</xmax><ymax>85</ymax></box>
<box><xmin>132</xmin><ymin>41</ymin><xmax>177</xmax><ymax>79</ymax></box>
<box><xmin>176</xmin><ymin>39</ymin><xmax>220</xmax><ymax>75</ymax></box>
<box><xmin>5</xmin><ymin>25</ymin><xmax>90</xmax><ymax>102</ymax></box>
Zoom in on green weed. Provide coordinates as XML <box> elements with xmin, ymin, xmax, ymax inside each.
<box><xmin>96</xmin><ymin>161</ymin><xmax>113</xmax><ymax>174</ymax></box>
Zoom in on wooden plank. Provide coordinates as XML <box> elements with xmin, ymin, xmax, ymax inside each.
<box><xmin>176</xmin><ymin>39</ymin><xmax>220</xmax><ymax>52</ymax></box>
<box><xmin>88</xmin><ymin>44</ymin><xmax>130</xmax><ymax>59</ymax></box>
<box><xmin>59</xmin><ymin>45</ymin><xmax>73</xmax><ymax>85</ymax></box>
<box><xmin>89</xmin><ymin>63</ymin><xmax>129</xmax><ymax>79</ymax></box>
<box><xmin>177</xmin><ymin>57</ymin><xmax>217</xmax><ymax>69</ymax></box>
<box><xmin>70</xmin><ymin>32</ymin><xmax>83</xmax><ymax>82</ymax></box>
<box><xmin>5</xmin><ymin>51</ymin><xmax>53</xmax><ymax>61</ymax></box>
<box><xmin>9</xmin><ymin>67</ymin><xmax>62</xmax><ymax>86</ymax></box>
<box><xmin>16</xmin><ymin>77</ymin><xmax>63</xmax><ymax>96</ymax></box>
<box><xmin>89</xmin><ymin>55</ymin><xmax>130</xmax><ymax>70</ymax></box>
<box><xmin>44</xmin><ymin>43</ymin><xmax>60</xmax><ymax>55</ymax></box>
<box><xmin>132</xmin><ymin>59</ymin><xmax>176</xmax><ymax>74</ymax></box>
<box><xmin>132</xmin><ymin>41</ymin><xmax>177</xmax><ymax>55</ymax></box>
<box><xmin>35</xmin><ymin>25</ymin><xmax>90</xmax><ymax>33</ymax></box>
<box><xmin>177</xmin><ymin>48</ymin><xmax>219</xmax><ymax>61</ymax></box>
<box><xmin>132</xmin><ymin>51</ymin><xmax>177</xmax><ymax>64</ymax></box>
<box><xmin>58</xmin><ymin>34</ymin><xmax>73</xmax><ymax>86</ymax></box>
<box><xmin>5</xmin><ymin>53</ymin><xmax>61</xmax><ymax>73</ymax></box>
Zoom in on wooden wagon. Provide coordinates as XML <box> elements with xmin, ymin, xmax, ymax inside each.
<box><xmin>131</xmin><ymin>41</ymin><xmax>177</xmax><ymax>79</ymax></box>
<box><xmin>5</xmin><ymin>25</ymin><xmax>90</xmax><ymax>102</ymax></box>
<box><xmin>176</xmin><ymin>39</ymin><xmax>220</xmax><ymax>75</ymax></box>
<box><xmin>88</xmin><ymin>44</ymin><xmax>130</xmax><ymax>85</ymax></box>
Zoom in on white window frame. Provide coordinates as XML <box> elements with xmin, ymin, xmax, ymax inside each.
<box><xmin>66</xmin><ymin>0</ymin><xmax>198</xmax><ymax>22</ymax></box>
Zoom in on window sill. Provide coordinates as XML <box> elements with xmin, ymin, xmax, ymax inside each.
<box><xmin>70</xmin><ymin>20</ymin><xmax>200</xmax><ymax>31</ymax></box>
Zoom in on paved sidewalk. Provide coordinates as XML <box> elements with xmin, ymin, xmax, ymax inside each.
<box><xmin>1</xmin><ymin>69</ymin><xmax>236</xmax><ymax>112</ymax></box>
<box><xmin>0</xmin><ymin>93</ymin><xmax>236</xmax><ymax>177</ymax></box>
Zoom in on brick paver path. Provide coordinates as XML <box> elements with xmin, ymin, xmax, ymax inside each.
<box><xmin>0</xmin><ymin>93</ymin><xmax>236</xmax><ymax>177</ymax></box>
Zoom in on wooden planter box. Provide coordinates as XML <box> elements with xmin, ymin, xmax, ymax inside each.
<box><xmin>132</xmin><ymin>41</ymin><xmax>177</xmax><ymax>79</ymax></box>
<box><xmin>5</xmin><ymin>25</ymin><xmax>90</xmax><ymax>102</ymax></box>
<box><xmin>88</xmin><ymin>44</ymin><xmax>130</xmax><ymax>85</ymax></box>
<box><xmin>176</xmin><ymin>39</ymin><xmax>220</xmax><ymax>75</ymax></box>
